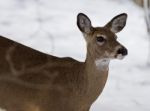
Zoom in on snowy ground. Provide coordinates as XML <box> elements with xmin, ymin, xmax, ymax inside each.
<box><xmin>0</xmin><ymin>0</ymin><xmax>150</xmax><ymax>111</ymax></box>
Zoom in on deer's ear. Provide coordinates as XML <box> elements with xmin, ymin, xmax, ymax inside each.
<box><xmin>105</xmin><ymin>13</ymin><xmax>127</xmax><ymax>33</ymax></box>
<box><xmin>77</xmin><ymin>13</ymin><xmax>92</xmax><ymax>33</ymax></box>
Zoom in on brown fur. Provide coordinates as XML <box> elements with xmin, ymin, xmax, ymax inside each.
<box><xmin>0</xmin><ymin>13</ymin><xmax>127</xmax><ymax>111</ymax></box>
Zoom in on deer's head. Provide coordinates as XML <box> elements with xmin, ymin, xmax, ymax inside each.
<box><xmin>77</xmin><ymin>13</ymin><xmax>128</xmax><ymax>61</ymax></box>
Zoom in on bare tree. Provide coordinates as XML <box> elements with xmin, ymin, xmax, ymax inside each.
<box><xmin>144</xmin><ymin>0</ymin><xmax>150</xmax><ymax>65</ymax></box>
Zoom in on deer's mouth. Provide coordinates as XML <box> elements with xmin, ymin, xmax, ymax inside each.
<box><xmin>109</xmin><ymin>48</ymin><xmax>128</xmax><ymax>60</ymax></box>
<box><xmin>116</xmin><ymin>54</ymin><xmax>126</xmax><ymax>60</ymax></box>
<box><xmin>115</xmin><ymin>50</ymin><xmax>128</xmax><ymax>60</ymax></box>
<box><xmin>114</xmin><ymin>46</ymin><xmax>128</xmax><ymax>60</ymax></box>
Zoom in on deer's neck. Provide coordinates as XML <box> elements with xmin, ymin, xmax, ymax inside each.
<box><xmin>85</xmin><ymin>53</ymin><xmax>110</xmax><ymax>75</ymax></box>
<box><xmin>85</xmin><ymin>56</ymin><xmax>109</xmax><ymax>85</ymax></box>
<box><xmin>84</xmin><ymin>53</ymin><xmax>109</xmax><ymax>102</ymax></box>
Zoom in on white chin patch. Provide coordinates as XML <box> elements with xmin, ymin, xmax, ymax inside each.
<box><xmin>116</xmin><ymin>54</ymin><xmax>125</xmax><ymax>60</ymax></box>
<box><xmin>95</xmin><ymin>59</ymin><xmax>110</xmax><ymax>71</ymax></box>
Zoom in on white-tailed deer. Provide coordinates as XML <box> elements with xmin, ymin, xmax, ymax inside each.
<box><xmin>0</xmin><ymin>13</ymin><xmax>128</xmax><ymax>111</ymax></box>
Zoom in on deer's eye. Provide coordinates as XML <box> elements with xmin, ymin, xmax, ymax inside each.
<box><xmin>96</xmin><ymin>36</ymin><xmax>105</xmax><ymax>42</ymax></box>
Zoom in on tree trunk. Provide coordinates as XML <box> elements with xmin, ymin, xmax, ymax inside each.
<box><xmin>144</xmin><ymin>0</ymin><xmax>150</xmax><ymax>65</ymax></box>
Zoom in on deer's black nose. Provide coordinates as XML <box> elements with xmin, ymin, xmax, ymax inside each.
<box><xmin>117</xmin><ymin>47</ymin><xmax>128</xmax><ymax>56</ymax></box>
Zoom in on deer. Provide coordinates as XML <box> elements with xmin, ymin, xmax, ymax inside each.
<box><xmin>0</xmin><ymin>13</ymin><xmax>128</xmax><ymax>111</ymax></box>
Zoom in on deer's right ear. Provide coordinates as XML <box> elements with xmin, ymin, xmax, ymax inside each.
<box><xmin>77</xmin><ymin>13</ymin><xmax>92</xmax><ymax>34</ymax></box>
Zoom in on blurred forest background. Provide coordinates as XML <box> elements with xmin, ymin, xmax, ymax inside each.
<box><xmin>0</xmin><ymin>0</ymin><xmax>150</xmax><ymax>111</ymax></box>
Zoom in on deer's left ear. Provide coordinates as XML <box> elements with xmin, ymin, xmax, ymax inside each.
<box><xmin>105</xmin><ymin>13</ymin><xmax>127</xmax><ymax>33</ymax></box>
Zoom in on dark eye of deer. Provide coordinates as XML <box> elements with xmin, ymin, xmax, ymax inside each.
<box><xmin>96</xmin><ymin>36</ymin><xmax>105</xmax><ymax>42</ymax></box>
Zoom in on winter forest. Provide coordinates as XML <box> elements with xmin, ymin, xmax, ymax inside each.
<box><xmin>0</xmin><ymin>0</ymin><xmax>150</xmax><ymax>111</ymax></box>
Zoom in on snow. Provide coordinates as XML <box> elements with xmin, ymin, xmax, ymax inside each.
<box><xmin>0</xmin><ymin>0</ymin><xmax>150</xmax><ymax>111</ymax></box>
